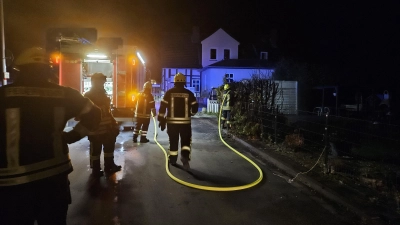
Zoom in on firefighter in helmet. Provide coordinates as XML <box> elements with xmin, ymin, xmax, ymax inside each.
<box><xmin>221</xmin><ymin>83</ymin><xmax>233</xmax><ymax>129</ymax></box>
<box><xmin>132</xmin><ymin>81</ymin><xmax>156</xmax><ymax>143</ymax></box>
<box><xmin>84</xmin><ymin>73</ymin><xmax>121</xmax><ymax>177</ymax></box>
<box><xmin>158</xmin><ymin>73</ymin><xmax>198</xmax><ymax>170</ymax></box>
<box><xmin>0</xmin><ymin>47</ymin><xmax>102</xmax><ymax>224</ymax></box>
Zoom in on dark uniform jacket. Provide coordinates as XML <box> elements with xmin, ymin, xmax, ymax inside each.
<box><xmin>0</xmin><ymin>82</ymin><xmax>101</xmax><ymax>186</ymax></box>
<box><xmin>84</xmin><ymin>89</ymin><xmax>117</xmax><ymax>137</ymax></box>
<box><xmin>133</xmin><ymin>91</ymin><xmax>155</xmax><ymax>119</ymax></box>
<box><xmin>158</xmin><ymin>86</ymin><xmax>198</xmax><ymax>124</ymax></box>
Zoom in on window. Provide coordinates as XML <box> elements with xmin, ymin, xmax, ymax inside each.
<box><xmin>210</xmin><ymin>49</ymin><xmax>217</xmax><ymax>60</ymax></box>
<box><xmin>225</xmin><ymin>73</ymin><xmax>234</xmax><ymax>83</ymax></box>
<box><xmin>260</xmin><ymin>52</ymin><xmax>268</xmax><ymax>60</ymax></box>
<box><xmin>224</xmin><ymin>49</ymin><xmax>230</xmax><ymax>59</ymax></box>
<box><xmin>192</xmin><ymin>79</ymin><xmax>200</xmax><ymax>92</ymax></box>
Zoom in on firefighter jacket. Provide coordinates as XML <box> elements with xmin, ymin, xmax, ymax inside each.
<box><xmin>0</xmin><ymin>82</ymin><xmax>101</xmax><ymax>186</ymax></box>
<box><xmin>133</xmin><ymin>91</ymin><xmax>155</xmax><ymax>119</ymax></box>
<box><xmin>84</xmin><ymin>88</ymin><xmax>117</xmax><ymax>137</ymax></box>
<box><xmin>158</xmin><ymin>86</ymin><xmax>198</xmax><ymax>124</ymax></box>
<box><xmin>222</xmin><ymin>89</ymin><xmax>233</xmax><ymax>110</ymax></box>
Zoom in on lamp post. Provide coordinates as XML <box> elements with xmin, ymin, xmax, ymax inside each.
<box><xmin>1</xmin><ymin>0</ymin><xmax>8</xmax><ymax>86</ymax></box>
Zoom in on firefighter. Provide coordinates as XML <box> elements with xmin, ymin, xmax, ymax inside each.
<box><xmin>158</xmin><ymin>73</ymin><xmax>198</xmax><ymax>170</ymax></box>
<box><xmin>221</xmin><ymin>83</ymin><xmax>233</xmax><ymax>129</ymax></box>
<box><xmin>132</xmin><ymin>81</ymin><xmax>156</xmax><ymax>143</ymax></box>
<box><xmin>85</xmin><ymin>73</ymin><xmax>121</xmax><ymax>176</ymax></box>
<box><xmin>0</xmin><ymin>47</ymin><xmax>102</xmax><ymax>225</ymax></box>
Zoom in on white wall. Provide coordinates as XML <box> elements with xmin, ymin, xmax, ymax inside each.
<box><xmin>201</xmin><ymin>29</ymin><xmax>239</xmax><ymax>67</ymax></box>
<box><xmin>201</xmin><ymin>68</ymin><xmax>274</xmax><ymax>92</ymax></box>
<box><xmin>161</xmin><ymin>67</ymin><xmax>201</xmax><ymax>92</ymax></box>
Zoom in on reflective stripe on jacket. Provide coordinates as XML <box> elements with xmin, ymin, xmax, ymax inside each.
<box><xmin>85</xmin><ymin>89</ymin><xmax>116</xmax><ymax>136</ymax></box>
<box><xmin>158</xmin><ymin>87</ymin><xmax>198</xmax><ymax>124</ymax></box>
<box><xmin>0</xmin><ymin>84</ymin><xmax>99</xmax><ymax>186</ymax></box>
<box><xmin>133</xmin><ymin>92</ymin><xmax>155</xmax><ymax>119</ymax></box>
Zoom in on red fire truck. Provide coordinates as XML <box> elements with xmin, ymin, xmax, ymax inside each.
<box><xmin>55</xmin><ymin>44</ymin><xmax>146</xmax><ymax>126</ymax></box>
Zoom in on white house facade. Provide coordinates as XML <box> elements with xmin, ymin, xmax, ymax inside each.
<box><xmin>201</xmin><ymin>28</ymin><xmax>240</xmax><ymax>67</ymax></box>
<box><xmin>160</xmin><ymin>28</ymin><xmax>278</xmax><ymax>105</ymax></box>
<box><xmin>201</xmin><ymin>62</ymin><xmax>275</xmax><ymax>93</ymax></box>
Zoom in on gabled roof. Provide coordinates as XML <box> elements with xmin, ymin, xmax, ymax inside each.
<box><xmin>201</xmin><ymin>28</ymin><xmax>239</xmax><ymax>45</ymax></box>
<box><xmin>159</xmin><ymin>32</ymin><xmax>202</xmax><ymax>68</ymax></box>
<box><xmin>205</xmin><ymin>59</ymin><xmax>276</xmax><ymax>69</ymax></box>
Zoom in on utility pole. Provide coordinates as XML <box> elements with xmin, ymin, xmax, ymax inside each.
<box><xmin>1</xmin><ymin>0</ymin><xmax>8</xmax><ymax>86</ymax></box>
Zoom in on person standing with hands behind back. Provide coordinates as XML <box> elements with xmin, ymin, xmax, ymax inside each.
<box><xmin>132</xmin><ymin>81</ymin><xmax>156</xmax><ymax>143</ymax></box>
<box><xmin>84</xmin><ymin>73</ymin><xmax>121</xmax><ymax>177</ymax></box>
<box><xmin>158</xmin><ymin>73</ymin><xmax>198</xmax><ymax>170</ymax></box>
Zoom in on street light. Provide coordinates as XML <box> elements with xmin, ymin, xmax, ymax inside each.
<box><xmin>1</xmin><ymin>0</ymin><xmax>9</xmax><ymax>86</ymax></box>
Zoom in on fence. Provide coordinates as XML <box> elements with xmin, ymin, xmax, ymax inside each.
<box><xmin>207</xmin><ymin>99</ymin><xmax>219</xmax><ymax>113</ymax></box>
<box><xmin>233</xmin><ymin>102</ymin><xmax>400</xmax><ymax>205</ymax></box>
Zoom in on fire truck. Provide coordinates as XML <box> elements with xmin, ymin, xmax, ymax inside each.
<box><xmin>55</xmin><ymin>43</ymin><xmax>146</xmax><ymax>126</ymax></box>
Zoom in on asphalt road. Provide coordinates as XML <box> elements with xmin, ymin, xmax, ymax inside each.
<box><xmin>65</xmin><ymin>117</ymin><xmax>357</xmax><ymax>225</ymax></box>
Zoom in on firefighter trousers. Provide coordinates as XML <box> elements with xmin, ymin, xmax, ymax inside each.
<box><xmin>0</xmin><ymin>174</ymin><xmax>70</xmax><ymax>225</ymax></box>
<box><xmin>89</xmin><ymin>133</ymin><xmax>117</xmax><ymax>169</ymax></box>
<box><xmin>133</xmin><ymin>117</ymin><xmax>150</xmax><ymax>138</ymax></box>
<box><xmin>167</xmin><ymin>123</ymin><xmax>192</xmax><ymax>163</ymax></box>
<box><xmin>221</xmin><ymin>110</ymin><xmax>232</xmax><ymax>128</ymax></box>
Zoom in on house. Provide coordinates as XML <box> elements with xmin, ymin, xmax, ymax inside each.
<box><xmin>160</xmin><ymin>28</ymin><xmax>276</xmax><ymax>101</ymax></box>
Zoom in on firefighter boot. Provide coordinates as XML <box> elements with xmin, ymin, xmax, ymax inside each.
<box><xmin>133</xmin><ymin>134</ymin><xmax>138</xmax><ymax>143</ymax></box>
<box><xmin>169</xmin><ymin>155</ymin><xmax>178</xmax><ymax>166</ymax></box>
<box><xmin>180</xmin><ymin>157</ymin><xmax>190</xmax><ymax>171</ymax></box>
<box><xmin>92</xmin><ymin>159</ymin><xmax>104</xmax><ymax>177</ymax></box>
<box><xmin>140</xmin><ymin>136</ymin><xmax>150</xmax><ymax>143</ymax></box>
<box><xmin>104</xmin><ymin>158</ymin><xmax>122</xmax><ymax>173</ymax></box>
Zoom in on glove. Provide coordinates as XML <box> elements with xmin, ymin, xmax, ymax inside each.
<box><xmin>159</xmin><ymin>120</ymin><xmax>166</xmax><ymax>131</ymax></box>
<box><xmin>63</xmin><ymin>130</ymin><xmax>83</xmax><ymax>144</ymax></box>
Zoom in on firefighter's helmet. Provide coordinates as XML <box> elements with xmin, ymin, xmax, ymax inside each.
<box><xmin>91</xmin><ymin>73</ymin><xmax>107</xmax><ymax>82</ymax></box>
<box><xmin>224</xmin><ymin>83</ymin><xmax>230</xmax><ymax>90</ymax></box>
<box><xmin>143</xmin><ymin>81</ymin><xmax>152</xmax><ymax>90</ymax></box>
<box><xmin>174</xmin><ymin>73</ymin><xmax>186</xmax><ymax>83</ymax></box>
<box><xmin>15</xmin><ymin>47</ymin><xmax>50</xmax><ymax>66</ymax></box>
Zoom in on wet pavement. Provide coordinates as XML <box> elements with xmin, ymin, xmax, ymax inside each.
<box><xmin>65</xmin><ymin>115</ymin><xmax>361</xmax><ymax>225</ymax></box>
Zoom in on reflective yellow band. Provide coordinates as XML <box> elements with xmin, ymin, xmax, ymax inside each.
<box><xmin>0</xmin><ymin>161</ymin><xmax>72</xmax><ymax>186</ymax></box>
<box><xmin>169</xmin><ymin>150</ymin><xmax>178</xmax><ymax>156</ymax></box>
<box><xmin>90</xmin><ymin>155</ymin><xmax>100</xmax><ymax>160</ymax></box>
<box><xmin>182</xmin><ymin>146</ymin><xmax>191</xmax><ymax>151</ymax></box>
<box><xmin>104</xmin><ymin>153</ymin><xmax>113</xmax><ymax>157</ymax></box>
<box><xmin>191</xmin><ymin>101</ymin><xmax>197</xmax><ymax>105</ymax></box>
<box><xmin>167</xmin><ymin>120</ymin><xmax>191</xmax><ymax>124</ymax></box>
<box><xmin>135</xmin><ymin>113</ymin><xmax>151</xmax><ymax>118</ymax></box>
<box><xmin>0</xmin><ymin>156</ymin><xmax>70</xmax><ymax>176</ymax></box>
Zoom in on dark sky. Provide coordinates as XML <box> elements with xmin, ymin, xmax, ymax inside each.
<box><xmin>3</xmin><ymin>0</ymin><xmax>400</xmax><ymax>84</ymax></box>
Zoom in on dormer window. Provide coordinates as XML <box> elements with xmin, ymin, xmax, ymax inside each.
<box><xmin>224</xmin><ymin>49</ymin><xmax>230</xmax><ymax>60</ymax></box>
<box><xmin>210</xmin><ymin>49</ymin><xmax>217</xmax><ymax>60</ymax></box>
<box><xmin>260</xmin><ymin>52</ymin><xmax>268</xmax><ymax>60</ymax></box>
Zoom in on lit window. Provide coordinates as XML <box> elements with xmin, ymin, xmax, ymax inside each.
<box><xmin>225</xmin><ymin>73</ymin><xmax>234</xmax><ymax>83</ymax></box>
<box><xmin>210</xmin><ymin>49</ymin><xmax>217</xmax><ymax>60</ymax></box>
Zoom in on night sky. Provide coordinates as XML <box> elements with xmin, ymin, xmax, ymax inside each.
<box><xmin>3</xmin><ymin>0</ymin><xmax>400</xmax><ymax>85</ymax></box>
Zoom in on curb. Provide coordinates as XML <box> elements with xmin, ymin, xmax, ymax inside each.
<box><xmin>201</xmin><ymin>117</ymin><xmax>369</xmax><ymax>221</ymax></box>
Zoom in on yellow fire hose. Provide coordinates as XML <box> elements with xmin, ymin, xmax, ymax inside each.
<box><xmin>152</xmin><ymin>94</ymin><xmax>263</xmax><ymax>191</ymax></box>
